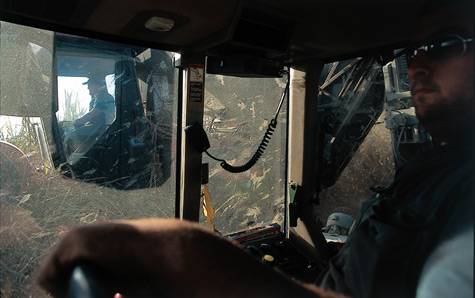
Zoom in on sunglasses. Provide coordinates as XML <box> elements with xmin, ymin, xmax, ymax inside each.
<box><xmin>396</xmin><ymin>35</ymin><xmax>473</xmax><ymax>65</ymax></box>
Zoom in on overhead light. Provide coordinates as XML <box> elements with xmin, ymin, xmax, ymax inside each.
<box><xmin>144</xmin><ymin>16</ymin><xmax>175</xmax><ymax>32</ymax></box>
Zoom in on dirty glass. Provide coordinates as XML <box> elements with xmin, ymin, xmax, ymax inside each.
<box><xmin>53</xmin><ymin>34</ymin><xmax>177</xmax><ymax>189</ymax></box>
<box><xmin>317</xmin><ymin>115</ymin><xmax>395</xmax><ymax>224</ymax></box>
<box><xmin>57</xmin><ymin>74</ymin><xmax>116</xmax><ymax>162</ymax></box>
<box><xmin>0</xmin><ymin>21</ymin><xmax>178</xmax><ymax>297</ymax></box>
<box><xmin>202</xmin><ymin>75</ymin><xmax>287</xmax><ymax>234</ymax></box>
<box><xmin>317</xmin><ymin>57</ymin><xmax>386</xmax><ymax>189</ymax></box>
<box><xmin>383</xmin><ymin>55</ymin><xmax>432</xmax><ymax>169</ymax></box>
<box><xmin>57</xmin><ymin>74</ymin><xmax>116</xmax><ymax>122</ymax></box>
<box><xmin>317</xmin><ymin>58</ymin><xmax>400</xmax><ymax>226</ymax></box>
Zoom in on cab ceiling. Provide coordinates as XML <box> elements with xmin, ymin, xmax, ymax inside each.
<box><xmin>1</xmin><ymin>0</ymin><xmax>436</xmax><ymax>63</ymax></box>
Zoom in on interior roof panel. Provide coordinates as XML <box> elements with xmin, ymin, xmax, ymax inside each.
<box><xmin>0</xmin><ymin>0</ymin><xmax>462</xmax><ymax>62</ymax></box>
<box><xmin>84</xmin><ymin>0</ymin><xmax>239</xmax><ymax>45</ymax></box>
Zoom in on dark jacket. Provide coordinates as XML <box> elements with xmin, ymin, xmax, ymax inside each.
<box><xmin>318</xmin><ymin>141</ymin><xmax>474</xmax><ymax>298</ymax></box>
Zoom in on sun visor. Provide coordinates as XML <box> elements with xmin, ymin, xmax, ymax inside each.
<box><xmin>0</xmin><ymin>21</ymin><xmax>54</xmax><ymax>117</ymax></box>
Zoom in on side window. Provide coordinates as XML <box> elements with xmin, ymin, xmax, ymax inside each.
<box><xmin>0</xmin><ymin>21</ymin><xmax>178</xmax><ymax>297</ymax></box>
<box><xmin>316</xmin><ymin>56</ymin><xmax>432</xmax><ymax>235</ymax></box>
<box><xmin>316</xmin><ymin>58</ymin><xmax>395</xmax><ymax>233</ymax></box>
<box><xmin>383</xmin><ymin>56</ymin><xmax>432</xmax><ymax>169</ymax></box>
<box><xmin>56</xmin><ymin>74</ymin><xmax>116</xmax><ymax>158</ymax></box>
<box><xmin>318</xmin><ymin>117</ymin><xmax>395</xmax><ymax>225</ymax></box>
<box><xmin>52</xmin><ymin>34</ymin><xmax>177</xmax><ymax>190</ymax></box>
<box><xmin>57</xmin><ymin>74</ymin><xmax>115</xmax><ymax>123</ymax></box>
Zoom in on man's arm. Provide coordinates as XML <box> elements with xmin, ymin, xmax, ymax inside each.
<box><xmin>37</xmin><ymin>218</ymin><xmax>346</xmax><ymax>298</ymax></box>
<box><xmin>74</xmin><ymin>108</ymin><xmax>105</xmax><ymax>128</ymax></box>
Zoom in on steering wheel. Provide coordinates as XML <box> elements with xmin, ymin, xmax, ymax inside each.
<box><xmin>69</xmin><ymin>264</ymin><xmax>113</xmax><ymax>298</ymax></box>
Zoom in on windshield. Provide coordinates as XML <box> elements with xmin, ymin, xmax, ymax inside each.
<box><xmin>0</xmin><ymin>21</ymin><xmax>178</xmax><ymax>297</ymax></box>
<box><xmin>202</xmin><ymin>74</ymin><xmax>287</xmax><ymax>234</ymax></box>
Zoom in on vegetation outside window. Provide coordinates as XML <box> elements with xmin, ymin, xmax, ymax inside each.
<box><xmin>0</xmin><ymin>21</ymin><xmax>178</xmax><ymax>297</ymax></box>
<box><xmin>202</xmin><ymin>74</ymin><xmax>287</xmax><ymax>234</ymax></box>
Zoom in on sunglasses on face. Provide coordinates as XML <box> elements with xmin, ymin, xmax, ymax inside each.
<box><xmin>396</xmin><ymin>35</ymin><xmax>473</xmax><ymax>65</ymax></box>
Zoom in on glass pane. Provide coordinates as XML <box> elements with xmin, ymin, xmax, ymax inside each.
<box><xmin>0</xmin><ymin>21</ymin><xmax>178</xmax><ymax>297</ymax></box>
<box><xmin>57</xmin><ymin>75</ymin><xmax>116</xmax><ymax>159</ymax></box>
<box><xmin>202</xmin><ymin>75</ymin><xmax>287</xmax><ymax>234</ymax></box>
<box><xmin>317</xmin><ymin>115</ymin><xmax>395</xmax><ymax>223</ymax></box>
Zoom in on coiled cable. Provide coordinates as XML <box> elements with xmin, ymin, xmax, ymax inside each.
<box><xmin>205</xmin><ymin>74</ymin><xmax>289</xmax><ymax>173</ymax></box>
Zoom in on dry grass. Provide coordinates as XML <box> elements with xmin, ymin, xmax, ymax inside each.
<box><xmin>0</xmin><ymin>169</ymin><xmax>175</xmax><ymax>297</ymax></box>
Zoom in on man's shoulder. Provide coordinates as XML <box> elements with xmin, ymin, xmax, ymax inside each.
<box><xmin>417</xmin><ymin>227</ymin><xmax>474</xmax><ymax>298</ymax></box>
<box><xmin>97</xmin><ymin>91</ymin><xmax>115</xmax><ymax>101</ymax></box>
<box><xmin>94</xmin><ymin>92</ymin><xmax>115</xmax><ymax>109</ymax></box>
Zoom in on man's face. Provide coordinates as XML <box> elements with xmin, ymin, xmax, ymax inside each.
<box><xmin>407</xmin><ymin>9</ymin><xmax>473</xmax><ymax>140</ymax></box>
<box><xmin>87</xmin><ymin>82</ymin><xmax>101</xmax><ymax>97</ymax></box>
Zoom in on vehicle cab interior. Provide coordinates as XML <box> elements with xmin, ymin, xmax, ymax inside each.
<box><xmin>0</xmin><ymin>0</ymin><xmax>470</xmax><ymax>296</ymax></box>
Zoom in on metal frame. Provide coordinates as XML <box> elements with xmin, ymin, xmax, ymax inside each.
<box><xmin>177</xmin><ymin>55</ymin><xmax>206</xmax><ymax>221</ymax></box>
<box><xmin>286</xmin><ymin>61</ymin><xmax>330</xmax><ymax>260</ymax></box>
<box><xmin>174</xmin><ymin>67</ymin><xmax>184</xmax><ymax>218</ymax></box>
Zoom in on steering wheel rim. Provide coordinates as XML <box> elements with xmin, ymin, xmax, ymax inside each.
<box><xmin>69</xmin><ymin>264</ymin><xmax>112</xmax><ymax>298</ymax></box>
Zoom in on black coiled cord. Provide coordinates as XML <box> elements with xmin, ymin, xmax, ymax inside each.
<box><xmin>205</xmin><ymin>75</ymin><xmax>289</xmax><ymax>173</ymax></box>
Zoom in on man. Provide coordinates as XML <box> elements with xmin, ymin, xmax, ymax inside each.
<box><xmin>65</xmin><ymin>76</ymin><xmax>116</xmax><ymax>155</ymax></box>
<box><xmin>74</xmin><ymin>76</ymin><xmax>115</xmax><ymax>129</ymax></box>
<box><xmin>37</xmin><ymin>2</ymin><xmax>473</xmax><ymax>298</ymax></box>
<box><xmin>399</xmin><ymin>6</ymin><xmax>473</xmax><ymax>296</ymax></box>
<box><xmin>408</xmin><ymin>10</ymin><xmax>474</xmax><ymax>292</ymax></box>
<box><xmin>317</xmin><ymin>3</ymin><xmax>473</xmax><ymax>297</ymax></box>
